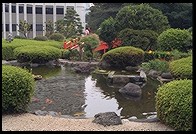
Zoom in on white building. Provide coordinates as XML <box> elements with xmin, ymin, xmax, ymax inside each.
<box><xmin>2</xmin><ymin>3</ymin><xmax>93</xmax><ymax>39</ymax></box>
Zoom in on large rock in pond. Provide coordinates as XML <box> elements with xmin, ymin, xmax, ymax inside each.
<box><xmin>119</xmin><ymin>82</ymin><xmax>142</xmax><ymax>97</ymax></box>
<box><xmin>73</xmin><ymin>63</ymin><xmax>95</xmax><ymax>73</ymax></box>
<box><xmin>92</xmin><ymin>112</ymin><xmax>122</xmax><ymax>126</ymax></box>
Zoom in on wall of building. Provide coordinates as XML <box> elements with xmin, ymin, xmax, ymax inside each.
<box><xmin>2</xmin><ymin>3</ymin><xmax>91</xmax><ymax>39</ymax></box>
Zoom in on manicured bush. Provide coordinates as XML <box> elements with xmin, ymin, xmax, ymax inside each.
<box><xmin>118</xmin><ymin>28</ymin><xmax>158</xmax><ymax>51</ymax></box>
<box><xmin>2</xmin><ymin>65</ymin><xmax>35</xmax><ymax>113</ymax></box>
<box><xmin>2</xmin><ymin>39</ymin><xmax>63</xmax><ymax>60</ymax></box>
<box><xmin>49</xmin><ymin>33</ymin><xmax>64</xmax><ymax>42</ymax></box>
<box><xmin>101</xmin><ymin>46</ymin><xmax>144</xmax><ymax>68</ymax></box>
<box><xmin>14</xmin><ymin>45</ymin><xmax>62</xmax><ymax>63</ymax></box>
<box><xmin>157</xmin><ymin>28</ymin><xmax>192</xmax><ymax>52</ymax></box>
<box><xmin>14</xmin><ymin>35</ymin><xmax>27</xmax><ymax>39</ymax></box>
<box><xmin>169</xmin><ymin>56</ymin><xmax>192</xmax><ymax>79</ymax></box>
<box><xmin>34</xmin><ymin>35</ymin><xmax>48</xmax><ymax>41</ymax></box>
<box><xmin>141</xmin><ymin>59</ymin><xmax>169</xmax><ymax>73</ymax></box>
<box><xmin>155</xmin><ymin>79</ymin><xmax>192</xmax><ymax>131</ymax></box>
<box><xmin>61</xmin><ymin>49</ymin><xmax>71</xmax><ymax>60</ymax></box>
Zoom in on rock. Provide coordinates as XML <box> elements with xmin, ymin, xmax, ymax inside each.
<box><xmin>73</xmin><ymin>63</ymin><xmax>92</xmax><ymax>73</ymax></box>
<box><xmin>128</xmin><ymin>116</ymin><xmax>138</xmax><ymax>121</ymax></box>
<box><xmin>34</xmin><ymin>110</ymin><xmax>48</xmax><ymax>116</ymax></box>
<box><xmin>142</xmin><ymin>113</ymin><xmax>148</xmax><ymax>116</ymax></box>
<box><xmin>92</xmin><ymin>112</ymin><xmax>122</xmax><ymax>126</ymax></box>
<box><xmin>161</xmin><ymin>72</ymin><xmax>173</xmax><ymax>79</ymax></box>
<box><xmin>119</xmin><ymin>82</ymin><xmax>142</xmax><ymax>97</ymax></box>
<box><xmin>48</xmin><ymin>111</ymin><xmax>61</xmax><ymax>117</ymax></box>
<box><xmin>98</xmin><ymin>60</ymin><xmax>111</xmax><ymax>69</ymax></box>
<box><xmin>125</xmin><ymin>66</ymin><xmax>139</xmax><ymax>71</ymax></box>
<box><xmin>148</xmin><ymin>70</ymin><xmax>161</xmax><ymax>79</ymax></box>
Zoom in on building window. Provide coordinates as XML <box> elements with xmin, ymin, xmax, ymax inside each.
<box><xmin>36</xmin><ymin>7</ymin><xmax>42</xmax><ymax>14</ymax></box>
<box><xmin>27</xmin><ymin>6</ymin><xmax>32</xmax><ymax>14</ymax></box>
<box><xmin>36</xmin><ymin>24</ymin><xmax>43</xmax><ymax>31</ymax></box>
<box><xmin>6</xmin><ymin>24</ymin><xmax>9</xmax><ymax>31</ymax></box>
<box><xmin>5</xmin><ymin>4</ymin><xmax>9</xmax><ymax>12</ymax></box>
<box><xmin>46</xmin><ymin>7</ymin><xmax>53</xmax><ymax>14</ymax></box>
<box><xmin>30</xmin><ymin>24</ymin><xmax>33</xmax><ymax>31</ymax></box>
<box><xmin>19</xmin><ymin>6</ymin><xmax>24</xmax><ymax>13</ymax></box>
<box><xmin>56</xmin><ymin>8</ymin><xmax>63</xmax><ymax>14</ymax></box>
<box><xmin>12</xmin><ymin>24</ymin><xmax>17</xmax><ymax>31</ymax></box>
<box><xmin>12</xmin><ymin>5</ymin><xmax>16</xmax><ymax>13</ymax></box>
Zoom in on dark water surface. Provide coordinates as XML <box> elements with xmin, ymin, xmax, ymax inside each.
<box><xmin>27</xmin><ymin>65</ymin><xmax>161</xmax><ymax>119</ymax></box>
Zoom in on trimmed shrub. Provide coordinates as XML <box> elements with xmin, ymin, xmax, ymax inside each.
<box><xmin>141</xmin><ymin>59</ymin><xmax>169</xmax><ymax>73</ymax></box>
<box><xmin>157</xmin><ymin>28</ymin><xmax>192</xmax><ymax>52</ymax></box>
<box><xmin>14</xmin><ymin>45</ymin><xmax>62</xmax><ymax>63</ymax></box>
<box><xmin>101</xmin><ymin>46</ymin><xmax>144</xmax><ymax>68</ymax></box>
<box><xmin>118</xmin><ymin>28</ymin><xmax>158</xmax><ymax>51</ymax></box>
<box><xmin>155</xmin><ymin>79</ymin><xmax>192</xmax><ymax>131</ymax></box>
<box><xmin>61</xmin><ymin>49</ymin><xmax>71</xmax><ymax>60</ymax></box>
<box><xmin>34</xmin><ymin>35</ymin><xmax>48</xmax><ymax>41</ymax></box>
<box><xmin>2</xmin><ymin>65</ymin><xmax>35</xmax><ymax>113</ymax></box>
<box><xmin>169</xmin><ymin>56</ymin><xmax>192</xmax><ymax>79</ymax></box>
<box><xmin>14</xmin><ymin>35</ymin><xmax>27</xmax><ymax>39</ymax></box>
<box><xmin>49</xmin><ymin>33</ymin><xmax>64</xmax><ymax>42</ymax></box>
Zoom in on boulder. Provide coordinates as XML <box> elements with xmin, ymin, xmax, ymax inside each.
<box><xmin>73</xmin><ymin>63</ymin><xmax>92</xmax><ymax>73</ymax></box>
<box><xmin>161</xmin><ymin>72</ymin><xmax>173</xmax><ymax>79</ymax></box>
<box><xmin>148</xmin><ymin>69</ymin><xmax>161</xmax><ymax>79</ymax></box>
<box><xmin>119</xmin><ymin>82</ymin><xmax>142</xmax><ymax>97</ymax></box>
<box><xmin>125</xmin><ymin>66</ymin><xmax>139</xmax><ymax>71</ymax></box>
<box><xmin>92</xmin><ymin>112</ymin><xmax>122</xmax><ymax>126</ymax></box>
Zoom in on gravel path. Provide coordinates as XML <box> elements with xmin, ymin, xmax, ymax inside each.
<box><xmin>2</xmin><ymin>113</ymin><xmax>174</xmax><ymax>131</ymax></box>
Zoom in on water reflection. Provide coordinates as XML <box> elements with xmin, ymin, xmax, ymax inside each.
<box><xmin>28</xmin><ymin>65</ymin><xmax>161</xmax><ymax>119</ymax></box>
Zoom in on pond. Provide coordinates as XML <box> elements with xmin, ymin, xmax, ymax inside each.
<box><xmin>26</xmin><ymin>65</ymin><xmax>161</xmax><ymax>119</ymax></box>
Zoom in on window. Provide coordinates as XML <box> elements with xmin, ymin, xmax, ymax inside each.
<box><xmin>6</xmin><ymin>24</ymin><xmax>9</xmax><ymax>31</ymax></box>
<box><xmin>30</xmin><ymin>24</ymin><xmax>33</xmax><ymax>31</ymax></box>
<box><xmin>46</xmin><ymin>7</ymin><xmax>53</xmax><ymax>14</ymax></box>
<box><xmin>12</xmin><ymin>5</ymin><xmax>16</xmax><ymax>13</ymax></box>
<box><xmin>5</xmin><ymin>4</ymin><xmax>9</xmax><ymax>12</ymax></box>
<box><xmin>12</xmin><ymin>24</ymin><xmax>17</xmax><ymax>31</ymax></box>
<box><xmin>19</xmin><ymin>6</ymin><xmax>23</xmax><ymax>13</ymax></box>
<box><xmin>27</xmin><ymin>6</ymin><xmax>32</xmax><ymax>14</ymax></box>
<box><xmin>36</xmin><ymin>24</ymin><xmax>43</xmax><ymax>31</ymax></box>
<box><xmin>36</xmin><ymin>7</ymin><xmax>42</xmax><ymax>14</ymax></box>
<box><xmin>56</xmin><ymin>7</ymin><xmax>63</xmax><ymax>14</ymax></box>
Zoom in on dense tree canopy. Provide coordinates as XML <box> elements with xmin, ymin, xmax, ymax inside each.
<box><xmin>115</xmin><ymin>4</ymin><xmax>170</xmax><ymax>34</ymax></box>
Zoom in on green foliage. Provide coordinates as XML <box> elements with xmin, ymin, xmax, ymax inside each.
<box><xmin>169</xmin><ymin>56</ymin><xmax>192</xmax><ymax>79</ymax></box>
<box><xmin>157</xmin><ymin>28</ymin><xmax>192</xmax><ymax>52</ymax></box>
<box><xmin>115</xmin><ymin>4</ymin><xmax>170</xmax><ymax>34</ymax></box>
<box><xmin>55</xmin><ymin>8</ymin><xmax>84</xmax><ymax>38</ymax></box>
<box><xmin>49</xmin><ymin>33</ymin><xmax>64</xmax><ymax>42</ymax></box>
<box><xmin>79</xmin><ymin>34</ymin><xmax>100</xmax><ymax>59</ymax></box>
<box><xmin>155</xmin><ymin>79</ymin><xmax>192</xmax><ymax>131</ymax></box>
<box><xmin>2</xmin><ymin>65</ymin><xmax>35</xmax><ymax>113</ymax></box>
<box><xmin>98</xmin><ymin>17</ymin><xmax>117</xmax><ymax>50</ymax></box>
<box><xmin>45</xmin><ymin>20</ymin><xmax>54</xmax><ymax>37</ymax></box>
<box><xmin>14</xmin><ymin>35</ymin><xmax>27</xmax><ymax>39</ymax></box>
<box><xmin>170</xmin><ymin>49</ymin><xmax>192</xmax><ymax>60</ymax></box>
<box><xmin>34</xmin><ymin>35</ymin><xmax>48</xmax><ymax>41</ymax></box>
<box><xmin>2</xmin><ymin>39</ymin><xmax>63</xmax><ymax>60</ymax></box>
<box><xmin>102</xmin><ymin>46</ymin><xmax>144</xmax><ymax>68</ymax></box>
<box><xmin>118</xmin><ymin>28</ymin><xmax>158</xmax><ymax>51</ymax></box>
<box><xmin>69</xmin><ymin>49</ymin><xmax>80</xmax><ymax>61</ymax></box>
<box><xmin>61</xmin><ymin>49</ymin><xmax>71</xmax><ymax>60</ymax></box>
<box><xmin>141</xmin><ymin>59</ymin><xmax>169</xmax><ymax>73</ymax></box>
<box><xmin>18</xmin><ymin>20</ymin><xmax>32</xmax><ymax>38</ymax></box>
<box><xmin>14</xmin><ymin>45</ymin><xmax>62</xmax><ymax>63</ymax></box>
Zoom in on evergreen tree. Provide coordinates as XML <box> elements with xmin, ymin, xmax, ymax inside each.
<box><xmin>17</xmin><ymin>20</ymin><xmax>32</xmax><ymax>38</ymax></box>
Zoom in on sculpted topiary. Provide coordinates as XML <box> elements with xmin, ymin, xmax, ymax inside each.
<box><xmin>100</xmin><ymin>46</ymin><xmax>144</xmax><ymax>69</ymax></box>
<box><xmin>2</xmin><ymin>65</ymin><xmax>35</xmax><ymax>113</ymax></box>
<box><xmin>155</xmin><ymin>79</ymin><xmax>192</xmax><ymax>131</ymax></box>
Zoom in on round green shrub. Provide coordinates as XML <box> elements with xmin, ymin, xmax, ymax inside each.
<box><xmin>2</xmin><ymin>65</ymin><xmax>35</xmax><ymax>113</ymax></box>
<box><xmin>155</xmin><ymin>79</ymin><xmax>192</xmax><ymax>131</ymax></box>
<box><xmin>49</xmin><ymin>33</ymin><xmax>64</xmax><ymax>42</ymax></box>
<box><xmin>157</xmin><ymin>28</ymin><xmax>192</xmax><ymax>52</ymax></box>
<box><xmin>34</xmin><ymin>35</ymin><xmax>48</xmax><ymax>41</ymax></box>
<box><xmin>169</xmin><ymin>56</ymin><xmax>192</xmax><ymax>79</ymax></box>
<box><xmin>14</xmin><ymin>45</ymin><xmax>62</xmax><ymax>63</ymax></box>
<box><xmin>61</xmin><ymin>49</ymin><xmax>71</xmax><ymax>60</ymax></box>
<box><xmin>101</xmin><ymin>46</ymin><xmax>144</xmax><ymax>68</ymax></box>
<box><xmin>118</xmin><ymin>28</ymin><xmax>158</xmax><ymax>51</ymax></box>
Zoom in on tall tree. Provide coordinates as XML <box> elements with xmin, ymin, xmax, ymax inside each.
<box><xmin>17</xmin><ymin>20</ymin><xmax>32</xmax><ymax>38</ymax></box>
<box><xmin>55</xmin><ymin>8</ymin><xmax>84</xmax><ymax>38</ymax></box>
<box><xmin>45</xmin><ymin>20</ymin><xmax>54</xmax><ymax>37</ymax></box>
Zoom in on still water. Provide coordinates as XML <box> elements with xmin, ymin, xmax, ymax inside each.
<box><xmin>27</xmin><ymin>65</ymin><xmax>161</xmax><ymax>119</ymax></box>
